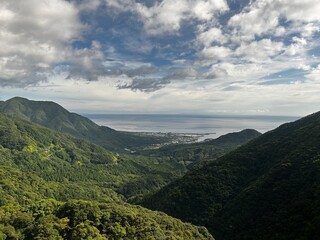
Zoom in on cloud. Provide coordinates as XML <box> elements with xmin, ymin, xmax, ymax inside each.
<box><xmin>74</xmin><ymin>0</ymin><xmax>102</xmax><ymax>11</ymax></box>
<box><xmin>116</xmin><ymin>67</ymin><xmax>199</xmax><ymax>92</ymax></box>
<box><xmin>105</xmin><ymin>0</ymin><xmax>229</xmax><ymax>35</ymax></box>
<box><xmin>281</xmin><ymin>0</ymin><xmax>320</xmax><ymax>22</ymax></box>
<box><xmin>205</xmin><ymin>62</ymin><xmax>263</xmax><ymax>80</ymax></box>
<box><xmin>125</xmin><ymin>65</ymin><xmax>158</xmax><ymax>78</ymax></box>
<box><xmin>228</xmin><ymin>1</ymin><xmax>280</xmax><ymax>41</ymax></box>
<box><xmin>229</xmin><ymin>0</ymin><xmax>320</xmax><ymax>41</ymax></box>
<box><xmin>259</xmin><ymin>68</ymin><xmax>307</xmax><ymax>85</ymax></box>
<box><xmin>305</xmin><ymin>64</ymin><xmax>320</xmax><ymax>82</ymax></box>
<box><xmin>198</xmin><ymin>46</ymin><xmax>231</xmax><ymax>63</ymax></box>
<box><xmin>66</xmin><ymin>41</ymin><xmax>108</xmax><ymax>80</ymax></box>
<box><xmin>1</xmin><ymin>0</ymin><xmax>320</xmax><ymax>117</ymax></box>
<box><xmin>193</xmin><ymin>0</ymin><xmax>320</xmax><ymax>90</ymax></box>
<box><xmin>0</xmin><ymin>0</ymin><xmax>83</xmax><ymax>86</ymax></box>
<box><xmin>299</xmin><ymin>23</ymin><xmax>320</xmax><ymax>38</ymax></box>
<box><xmin>284</xmin><ymin>37</ymin><xmax>308</xmax><ymax>56</ymax></box>
<box><xmin>165</xmin><ymin>67</ymin><xmax>198</xmax><ymax>80</ymax></box>
<box><xmin>196</xmin><ymin>27</ymin><xmax>227</xmax><ymax>47</ymax></box>
<box><xmin>235</xmin><ymin>39</ymin><xmax>284</xmax><ymax>63</ymax></box>
<box><xmin>117</xmin><ymin>78</ymin><xmax>170</xmax><ymax>92</ymax></box>
<box><xmin>3</xmin><ymin>65</ymin><xmax>320</xmax><ymax>117</ymax></box>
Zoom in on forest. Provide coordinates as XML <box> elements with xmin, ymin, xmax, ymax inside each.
<box><xmin>1</xmin><ymin>97</ymin><xmax>320</xmax><ymax>240</ymax></box>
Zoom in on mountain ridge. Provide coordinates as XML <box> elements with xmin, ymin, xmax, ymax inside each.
<box><xmin>141</xmin><ymin>110</ymin><xmax>320</xmax><ymax>240</ymax></box>
<box><xmin>0</xmin><ymin>112</ymin><xmax>213</xmax><ymax>239</ymax></box>
<box><xmin>0</xmin><ymin>97</ymin><xmax>166</xmax><ymax>151</ymax></box>
<box><xmin>0</xmin><ymin>113</ymin><xmax>185</xmax><ymax>201</ymax></box>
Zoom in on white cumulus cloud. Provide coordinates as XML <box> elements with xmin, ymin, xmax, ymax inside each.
<box><xmin>197</xmin><ymin>27</ymin><xmax>227</xmax><ymax>47</ymax></box>
<box><xmin>229</xmin><ymin>0</ymin><xmax>320</xmax><ymax>41</ymax></box>
<box><xmin>105</xmin><ymin>0</ymin><xmax>229</xmax><ymax>35</ymax></box>
<box><xmin>235</xmin><ymin>39</ymin><xmax>284</xmax><ymax>63</ymax></box>
<box><xmin>0</xmin><ymin>0</ymin><xmax>83</xmax><ymax>86</ymax></box>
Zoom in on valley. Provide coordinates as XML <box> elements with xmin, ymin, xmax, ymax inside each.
<box><xmin>0</xmin><ymin>97</ymin><xmax>319</xmax><ymax>240</ymax></box>
<box><xmin>1</xmin><ymin>1</ymin><xmax>319</xmax><ymax>239</ymax></box>
<box><xmin>0</xmin><ymin>109</ymin><xmax>211</xmax><ymax>239</ymax></box>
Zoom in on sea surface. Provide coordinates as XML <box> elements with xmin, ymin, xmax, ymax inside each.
<box><xmin>84</xmin><ymin>114</ymin><xmax>300</xmax><ymax>140</ymax></box>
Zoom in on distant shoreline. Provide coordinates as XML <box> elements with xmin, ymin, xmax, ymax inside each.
<box><xmin>129</xmin><ymin>131</ymin><xmax>216</xmax><ymax>144</ymax></box>
<box><xmin>85</xmin><ymin>113</ymin><xmax>299</xmax><ymax>138</ymax></box>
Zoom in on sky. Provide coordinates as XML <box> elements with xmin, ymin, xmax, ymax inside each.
<box><xmin>0</xmin><ymin>0</ymin><xmax>320</xmax><ymax>116</ymax></box>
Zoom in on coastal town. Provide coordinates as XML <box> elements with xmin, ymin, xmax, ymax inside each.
<box><xmin>126</xmin><ymin>131</ymin><xmax>216</xmax><ymax>152</ymax></box>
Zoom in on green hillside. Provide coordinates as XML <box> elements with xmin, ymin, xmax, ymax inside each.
<box><xmin>141</xmin><ymin>129</ymin><xmax>261</xmax><ymax>167</ymax></box>
<box><xmin>0</xmin><ymin>199</ymin><xmax>213</xmax><ymax>240</ymax></box>
<box><xmin>141</xmin><ymin>112</ymin><xmax>320</xmax><ymax>240</ymax></box>
<box><xmin>0</xmin><ymin>113</ymin><xmax>213</xmax><ymax>239</ymax></box>
<box><xmin>0</xmin><ymin>113</ymin><xmax>185</xmax><ymax>203</ymax></box>
<box><xmin>0</xmin><ymin>97</ymin><xmax>167</xmax><ymax>151</ymax></box>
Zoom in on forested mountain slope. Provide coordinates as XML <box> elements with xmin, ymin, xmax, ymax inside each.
<box><xmin>0</xmin><ymin>113</ymin><xmax>185</xmax><ymax>202</ymax></box>
<box><xmin>142</xmin><ymin>111</ymin><xmax>320</xmax><ymax>240</ymax></box>
<box><xmin>0</xmin><ymin>113</ymin><xmax>212</xmax><ymax>239</ymax></box>
<box><xmin>0</xmin><ymin>199</ymin><xmax>213</xmax><ymax>240</ymax></box>
<box><xmin>0</xmin><ymin>97</ymin><xmax>166</xmax><ymax>151</ymax></box>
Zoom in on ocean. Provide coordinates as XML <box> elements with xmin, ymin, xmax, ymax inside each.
<box><xmin>84</xmin><ymin>114</ymin><xmax>299</xmax><ymax>140</ymax></box>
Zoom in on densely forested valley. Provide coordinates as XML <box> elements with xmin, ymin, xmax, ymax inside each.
<box><xmin>1</xmin><ymin>97</ymin><xmax>319</xmax><ymax>240</ymax></box>
<box><xmin>0</xmin><ymin>113</ymin><xmax>213</xmax><ymax>239</ymax></box>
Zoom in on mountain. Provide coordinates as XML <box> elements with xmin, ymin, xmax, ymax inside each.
<box><xmin>0</xmin><ymin>113</ymin><xmax>185</xmax><ymax>202</ymax></box>
<box><xmin>0</xmin><ymin>97</ymin><xmax>166</xmax><ymax>151</ymax></box>
<box><xmin>141</xmin><ymin>129</ymin><xmax>261</xmax><ymax>167</ymax></box>
<box><xmin>141</xmin><ymin>111</ymin><xmax>320</xmax><ymax>240</ymax></box>
<box><xmin>0</xmin><ymin>113</ymin><xmax>213</xmax><ymax>239</ymax></box>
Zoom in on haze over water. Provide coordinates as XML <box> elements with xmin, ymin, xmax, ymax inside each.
<box><xmin>86</xmin><ymin>114</ymin><xmax>299</xmax><ymax>139</ymax></box>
